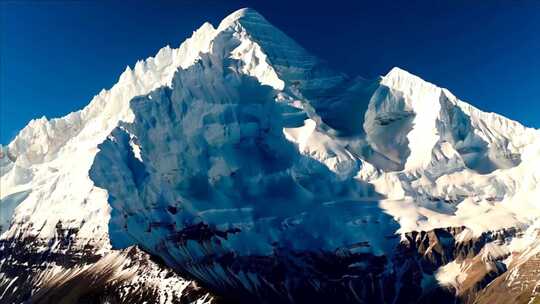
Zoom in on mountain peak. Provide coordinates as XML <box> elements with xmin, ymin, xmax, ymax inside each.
<box><xmin>381</xmin><ymin>66</ymin><xmax>443</xmax><ymax>101</ymax></box>
<box><xmin>383</xmin><ymin>67</ymin><xmax>425</xmax><ymax>86</ymax></box>
<box><xmin>385</xmin><ymin>66</ymin><xmax>412</xmax><ymax>78</ymax></box>
<box><xmin>217</xmin><ymin>8</ymin><xmax>268</xmax><ymax>31</ymax></box>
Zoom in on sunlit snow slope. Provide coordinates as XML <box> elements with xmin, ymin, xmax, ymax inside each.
<box><xmin>2</xmin><ymin>7</ymin><xmax>540</xmax><ymax>304</ymax></box>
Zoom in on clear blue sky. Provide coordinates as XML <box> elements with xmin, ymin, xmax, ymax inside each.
<box><xmin>2</xmin><ymin>0</ymin><xmax>539</xmax><ymax>144</ymax></box>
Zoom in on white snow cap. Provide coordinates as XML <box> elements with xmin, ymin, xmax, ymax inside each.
<box><xmin>1</xmin><ymin>7</ymin><xmax>539</xmax><ymax>271</ymax></box>
<box><xmin>218</xmin><ymin>8</ymin><xmax>268</xmax><ymax>30</ymax></box>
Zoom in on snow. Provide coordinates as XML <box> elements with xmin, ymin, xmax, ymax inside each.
<box><xmin>381</xmin><ymin>67</ymin><xmax>442</xmax><ymax>170</ymax></box>
<box><xmin>0</xmin><ymin>14</ymin><xmax>219</xmax><ymax>242</ymax></box>
<box><xmin>435</xmin><ymin>260</ymin><xmax>468</xmax><ymax>289</ymax></box>
<box><xmin>1</xmin><ymin>7</ymin><xmax>540</xmax><ymax>295</ymax></box>
<box><xmin>481</xmin><ymin>242</ymin><xmax>510</xmax><ymax>262</ymax></box>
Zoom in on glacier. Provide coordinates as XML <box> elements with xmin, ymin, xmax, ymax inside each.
<box><xmin>2</xmin><ymin>7</ymin><xmax>540</xmax><ymax>304</ymax></box>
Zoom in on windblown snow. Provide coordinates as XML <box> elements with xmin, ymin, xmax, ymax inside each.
<box><xmin>1</xmin><ymin>7</ymin><xmax>540</xmax><ymax>298</ymax></box>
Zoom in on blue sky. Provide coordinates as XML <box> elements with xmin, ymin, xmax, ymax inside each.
<box><xmin>1</xmin><ymin>0</ymin><xmax>539</xmax><ymax>144</ymax></box>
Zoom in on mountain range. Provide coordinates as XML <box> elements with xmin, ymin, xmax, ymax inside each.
<box><xmin>1</xmin><ymin>8</ymin><xmax>540</xmax><ymax>304</ymax></box>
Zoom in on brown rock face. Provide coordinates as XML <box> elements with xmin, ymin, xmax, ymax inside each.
<box><xmin>474</xmin><ymin>248</ymin><xmax>540</xmax><ymax>304</ymax></box>
<box><xmin>390</xmin><ymin>226</ymin><xmax>522</xmax><ymax>304</ymax></box>
<box><xmin>0</xmin><ymin>225</ymin><xmax>216</xmax><ymax>304</ymax></box>
<box><xmin>1</xmin><ymin>223</ymin><xmax>535</xmax><ymax>304</ymax></box>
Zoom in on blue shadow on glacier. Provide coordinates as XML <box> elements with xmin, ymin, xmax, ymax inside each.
<box><xmin>89</xmin><ymin>29</ymin><xmax>402</xmax><ymax>303</ymax></box>
<box><xmin>437</xmin><ymin>91</ymin><xmax>521</xmax><ymax>174</ymax></box>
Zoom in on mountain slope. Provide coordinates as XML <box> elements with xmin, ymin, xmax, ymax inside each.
<box><xmin>1</xmin><ymin>7</ymin><xmax>540</xmax><ymax>304</ymax></box>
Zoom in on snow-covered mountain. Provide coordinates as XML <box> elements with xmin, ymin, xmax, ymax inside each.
<box><xmin>2</xmin><ymin>8</ymin><xmax>540</xmax><ymax>304</ymax></box>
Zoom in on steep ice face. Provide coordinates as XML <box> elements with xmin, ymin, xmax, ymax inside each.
<box><xmin>0</xmin><ymin>19</ymin><xmax>219</xmax><ymax>238</ymax></box>
<box><xmin>363</xmin><ymin>69</ymin><xmax>540</xmax><ymax>236</ymax></box>
<box><xmin>0</xmin><ymin>7</ymin><xmax>351</xmax><ymax>240</ymax></box>
<box><xmin>217</xmin><ymin>8</ymin><xmax>338</xmax><ymax>87</ymax></box>
<box><xmin>0</xmin><ymin>8</ymin><xmax>295</xmax><ymax>239</ymax></box>
<box><xmin>376</xmin><ymin>67</ymin><xmax>442</xmax><ymax>170</ymax></box>
<box><xmin>89</xmin><ymin>24</ymin><xmax>396</xmax><ymax>256</ymax></box>
<box><xmin>84</xmin><ymin>9</ymin><xmax>540</xmax><ymax>299</ymax></box>
<box><xmin>363</xmin><ymin>67</ymin><xmax>532</xmax><ymax>174</ymax></box>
